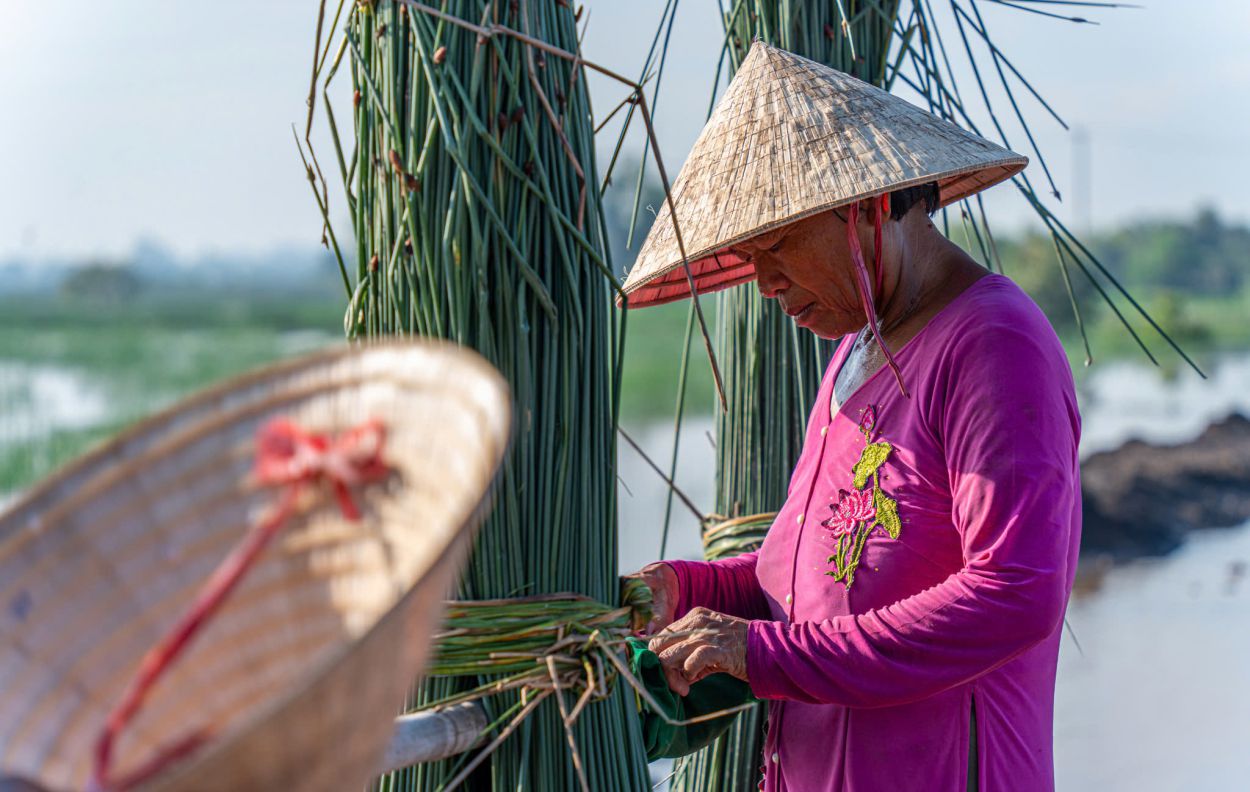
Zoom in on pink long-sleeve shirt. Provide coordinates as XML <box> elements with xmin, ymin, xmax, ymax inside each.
<box><xmin>666</xmin><ymin>273</ymin><xmax>1082</xmax><ymax>791</ymax></box>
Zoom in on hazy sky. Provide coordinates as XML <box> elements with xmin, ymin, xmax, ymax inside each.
<box><xmin>2</xmin><ymin>1</ymin><xmax>1247</xmax><ymax>262</ymax></box>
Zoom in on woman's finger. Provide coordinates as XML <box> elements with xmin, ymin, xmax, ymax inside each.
<box><xmin>647</xmin><ymin>629</ymin><xmax>683</xmax><ymax>655</ymax></box>
<box><xmin>655</xmin><ymin>635</ymin><xmax>696</xmax><ymax>670</ymax></box>
<box><xmin>656</xmin><ymin>635</ymin><xmax>703</xmax><ymax>694</ymax></box>
<box><xmin>682</xmin><ymin>644</ymin><xmax>722</xmax><ymax>685</ymax></box>
<box><xmin>663</xmin><ymin>658</ymin><xmax>692</xmax><ymax>697</ymax></box>
<box><xmin>656</xmin><ymin>639</ymin><xmax>695</xmax><ymax>696</ymax></box>
<box><xmin>648</xmin><ymin>616</ymin><xmax>700</xmax><ymax>654</ymax></box>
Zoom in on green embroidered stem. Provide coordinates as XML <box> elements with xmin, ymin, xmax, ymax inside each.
<box><xmin>827</xmin><ymin>535</ymin><xmax>847</xmax><ymax>578</ymax></box>
<box><xmin>848</xmin><ymin>527</ymin><xmax>872</xmax><ymax>587</ymax></box>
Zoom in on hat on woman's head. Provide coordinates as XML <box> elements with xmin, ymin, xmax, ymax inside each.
<box><xmin>621</xmin><ymin>40</ymin><xmax>1028</xmax><ymax>309</ymax></box>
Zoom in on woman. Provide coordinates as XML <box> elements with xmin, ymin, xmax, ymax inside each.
<box><xmin>623</xmin><ymin>43</ymin><xmax>1080</xmax><ymax>792</ymax></box>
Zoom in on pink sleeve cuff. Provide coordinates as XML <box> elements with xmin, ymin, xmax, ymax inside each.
<box><xmin>660</xmin><ymin>553</ymin><xmax>770</xmax><ymax>622</ymax></box>
<box><xmin>746</xmin><ymin>619</ymin><xmax>790</xmax><ymax>701</ymax></box>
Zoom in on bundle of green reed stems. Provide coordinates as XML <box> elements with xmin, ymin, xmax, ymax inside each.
<box><xmin>303</xmin><ymin>1</ymin><xmax>654</xmax><ymax>789</ymax></box>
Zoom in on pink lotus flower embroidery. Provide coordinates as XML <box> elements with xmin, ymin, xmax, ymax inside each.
<box><xmin>823</xmin><ymin>488</ymin><xmax>876</xmax><ymax>538</ymax></box>
<box><xmin>823</xmin><ymin>509</ymin><xmax>856</xmax><ymax>538</ymax></box>
<box><xmin>839</xmin><ymin>488</ymin><xmax>876</xmax><ymax>522</ymax></box>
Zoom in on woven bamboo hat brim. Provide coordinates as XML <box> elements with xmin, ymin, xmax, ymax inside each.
<box><xmin>0</xmin><ymin>342</ymin><xmax>511</xmax><ymax>792</ymax></box>
<box><xmin>621</xmin><ymin>41</ymin><xmax>1028</xmax><ymax>308</ymax></box>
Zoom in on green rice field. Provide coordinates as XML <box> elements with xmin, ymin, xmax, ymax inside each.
<box><xmin>0</xmin><ymin>292</ymin><xmax>717</xmax><ymax>497</ymax></box>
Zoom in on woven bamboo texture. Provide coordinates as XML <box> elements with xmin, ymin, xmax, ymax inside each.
<box><xmin>622</xmin><ymin>40</ymin><xmax>1027</xmax><ymax>307</ymax></box>
<box><xmin>0</xmin><ymin>342</ymin><xmax>510</xmax><ymax>792</ymax></box>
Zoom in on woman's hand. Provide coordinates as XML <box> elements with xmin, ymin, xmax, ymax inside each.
<box><xmin>647</xmin><ymin>607</ymin><xmax>749</xmax><ymax>697</ymax></box>
<box><xmin>625</xmin><ymin>561</ymin><xmax>681</xmax><ymax>636</ymax></box>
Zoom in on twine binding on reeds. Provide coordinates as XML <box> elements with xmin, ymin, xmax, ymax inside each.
<box><xmin>701</xmin><ymin>513</ymin><xmax>776</xmax><ymax>562</ymax></box>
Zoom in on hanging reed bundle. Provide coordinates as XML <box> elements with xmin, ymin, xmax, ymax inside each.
<box><xmin>303</xmin><ymin>1</ymin><xmax>658</xmax><ymax>789</ymax></box>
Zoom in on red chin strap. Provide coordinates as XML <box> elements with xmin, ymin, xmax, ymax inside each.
<box><xmin>873</xmin><ymin>193</ymin><xmax>888</xmax><ymax>295</ymax></box>
<box><xmin>846</xmin><ymin>197</ymin><xmax>910</xmax><ymax>398</ymax></box>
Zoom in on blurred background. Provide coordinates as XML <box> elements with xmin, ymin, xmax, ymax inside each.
<box><xmin>2</xmin><ymin>2</ymin><xmax>1248</xmax><ymax>788</ymax></box>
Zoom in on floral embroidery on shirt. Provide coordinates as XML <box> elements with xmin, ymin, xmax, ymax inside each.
<box><xmin>822</xmin><ymin>405</ymin><xmax>901</xmax><ymax>587</ymax></box>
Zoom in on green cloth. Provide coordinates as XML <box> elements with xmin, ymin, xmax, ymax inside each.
<box><xmin>626</xmin><ymin>637</ymin><xmax>756</xmax><ymax>761</ymax></box>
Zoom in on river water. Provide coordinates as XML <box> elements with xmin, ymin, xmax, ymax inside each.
<box><xmin>619</xmin><ymin>353</ymin><xmax>1250</xmax><ymax>789</ymax></box>
<box><xmin>0</xmin><ymin>361</ymin><xmax>111</xmax><ymax>448</ymax></box>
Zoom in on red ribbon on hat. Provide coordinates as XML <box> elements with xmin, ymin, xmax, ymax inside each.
<box><xmin>90</xmin><ymin>418</ymin><xmax>389</xmax><ymax>792</ymax></box>
<box><xmin>253</xmin><ymin>417</ymin><xmax>390</xmax><ymax>520</ymax></box>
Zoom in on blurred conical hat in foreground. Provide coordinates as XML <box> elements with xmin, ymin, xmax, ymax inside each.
<box><xmin>622</xmin><ymin>40</ymin><xmax>1027</xmax><ymax>308</ymax></box>
<box><xmin>0</xmin><ymin>342</ymin><xmax>510</xmax><ymax>792</ymax></box>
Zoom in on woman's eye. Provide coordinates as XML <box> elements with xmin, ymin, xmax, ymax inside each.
<box><xmin>768</xmin><ymin>239</ymin><xmax>785</xmax><ymax>253</ymax></box>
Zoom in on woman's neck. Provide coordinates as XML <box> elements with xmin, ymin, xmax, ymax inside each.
<box><xmin>873</xmin><ymin>220</ymin><xmax>986</xmax><ymax>345</ymax></box>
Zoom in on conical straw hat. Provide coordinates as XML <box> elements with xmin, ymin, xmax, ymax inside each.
<box><xmin>0</xmin><ymin>342</ymin><xmax>511</xmax><ymax>792</ymax></box>
<box><xmin>622</xmin><ymin>40</ymin><xmax>1028</xmax><ymax>308</ymax></box>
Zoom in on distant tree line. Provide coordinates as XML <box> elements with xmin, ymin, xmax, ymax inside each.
<box><xmin>999</xmin><ymin>207</ymin><xmax>1245</xmax><ymax>345</ymax></box>
<box><xmin>59</xmin><ymin>261</ymin><xmax>141</xmax><ymax>303</ymax></box>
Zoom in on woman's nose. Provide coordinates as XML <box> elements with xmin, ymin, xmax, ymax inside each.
<box><xmin>755</xmin><ymin>261</ymin><xmax>788</xmax><ymax>298</ymax></box>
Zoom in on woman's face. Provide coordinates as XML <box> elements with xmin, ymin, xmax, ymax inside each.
<box><xmin>726</xmin><ymin>207</ymin><xmax>874</xmax><ymax>339</ymax></box>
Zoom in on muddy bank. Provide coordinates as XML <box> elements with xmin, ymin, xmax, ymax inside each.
<box><xmin>1080</xmin><ymin>412</ymin><xmax>1250</xmax><ymax>561</ymax></box>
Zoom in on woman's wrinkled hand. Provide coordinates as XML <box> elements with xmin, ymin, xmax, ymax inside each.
<box><xmin>625</xmin><ymin>561</ymin><xmax>680</xmax><ymax>636</ymax></box>
<box><xmin>647</xmin><ymin>607</ymin><xmax>749</xmax><ymax>697</ymax></box>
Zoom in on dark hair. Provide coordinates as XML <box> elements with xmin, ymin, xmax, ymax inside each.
<box><xmin>888</xmin><ymin>181</ymin><xmax>940</xmax><ymax>220</ymax></box>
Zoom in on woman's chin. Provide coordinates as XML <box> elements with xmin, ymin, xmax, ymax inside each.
<box><xmin>794</xmin><ymin>310</ymin><xmax>847</xmax><ymax>339</ymax></box>
<box><xmin>798</xmin><ymin>323</ymin><xmax>839</xmax><ymax>340</ymax></box>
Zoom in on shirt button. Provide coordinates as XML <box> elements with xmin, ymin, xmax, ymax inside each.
<box><xmin>820</xmin><ymin>425</ymin><xmax>828</xmax><ymax>437</ymax></box>
<box><xmin>772</xmin><ymin>752</ymin><xmax>780</xmax><ymax>763</ymax></box>
<box><xmin>796</xmin><ymin>513</ymin><xmax>804</xmax><ymax>525</ymax></box>
<box><xmin>784</xmin><ymin>593</ymin><xmax>792</xmax><ymax>604</ymax></box>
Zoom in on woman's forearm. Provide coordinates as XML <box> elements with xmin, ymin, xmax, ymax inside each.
<box><xmin>746</xmin><ymin>441</ymin><xmax>1078</xmax><ymax>708</ymax></box>
<box><xmin>745</xmin><ymin>551</ymin><xmax>1068</xmax><ymax>708</ymax></box>
<box><xmin>664</xmin><ymin>551</ymin><xmax>771</xmax><ymax>622</ymax></box>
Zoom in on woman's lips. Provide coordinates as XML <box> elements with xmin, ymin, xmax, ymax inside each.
<box><xmin>789</xmin><ymin>302</ymin><xmax>816</xmax><ymax>321</ymax></box>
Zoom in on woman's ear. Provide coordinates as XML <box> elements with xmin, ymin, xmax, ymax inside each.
<box><xmin>864</xmin><ymin>194</ymin><xmax>890</xmax><ymax>224</ymax></box>
<box><xmin>854</xmin><ymin>197</ymin><xmax>881</xmax><ymax>227</ymax></box>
